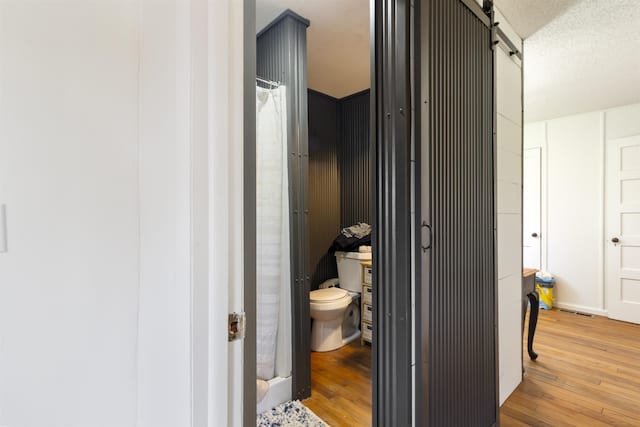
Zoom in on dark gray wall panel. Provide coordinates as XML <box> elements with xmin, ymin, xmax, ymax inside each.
<box><xmin>339</xmin><ymin>90</ymin><xmax>371</xmax><ymax>229</ymax></box>
<box><xmin>307</xmin><ymin>89</ymin><xmax>371</xmax><ymax>288</ymax></box>
<box><xmin>308</xmin><ymin>90</ymin><xmax>340</xmax><ymax>289</ymax></box>
<box><xmin>373</xmin><ymin>0</ymin><xmax>413</xmax><ymax>424</ymax></box>
<box><xmin>420</xmin><ymin>0</ymin><xmax>497</xmax><ymax>425</ymax></box>
<box><xmin>257</xmin><ymin>10</ymin><xmax>311</xmax><ymax>400</ymax></box>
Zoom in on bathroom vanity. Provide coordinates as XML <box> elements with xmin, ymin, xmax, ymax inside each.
<box><xmin>361</xmin><ymin>261</ymin><xmax>373</xmax><ymax>344</ymax></box>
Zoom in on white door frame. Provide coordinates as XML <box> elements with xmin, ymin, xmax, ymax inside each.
<box><xmin>137</xmin><ymin>1</ymin><xmax>246</xmax><ymax>426</ymax></box>
<box><xmin>209</xmin><ymin>0</ymin><xmax>247</xmax><ymax>424</ymax></box>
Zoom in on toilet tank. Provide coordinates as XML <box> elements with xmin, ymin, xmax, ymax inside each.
<box><xmin>335</xmin><ymin>251</ymin><xmax>372</xmax><ymax>293</ymax></box>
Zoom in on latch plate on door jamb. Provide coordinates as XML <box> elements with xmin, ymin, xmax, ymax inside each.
<box><xmin>228</xmin><ymin>312</ymin><xmax>246</xmax><ymax>342</ymax></box>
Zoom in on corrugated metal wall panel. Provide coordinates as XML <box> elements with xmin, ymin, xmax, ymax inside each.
<box><xmin>424</xmin><ymin>0</ymin><xmax>496</xmax><ymax>425</ymax></box>
<box><xmin>373</xmin><ymin>0</ymin><xmax>414</xmax><ymax>422</ymax></box>
<box><xmin>307</xmin><ymin>89</ymin><xmax>371</xmax><ymax>288</ymax></box>
<box><xmin>257</xmin><ymin>11</ymin><xmax>311</xmax><ymax>399</ymax></box>
<box><xmin>339</xmin><ymin>90</ymin><xmax>371</xmax><ymax>229</ymax></box>
<box><xmin>308</xmin><ymin>90</ymin><xmax>340</xmax><ymax>289</ymax></box>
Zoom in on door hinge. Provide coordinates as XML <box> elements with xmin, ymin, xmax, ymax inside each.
<box><xmin>228</xmin><ymin>312</ymin><xmax>246</xmax><ymax>342</ymax></box>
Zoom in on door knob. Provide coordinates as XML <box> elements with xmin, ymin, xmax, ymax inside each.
<box><xmin>531</xmin><ymin>233</ymin><xmax>538</xmax><ymax>238</ymax></box>
<box><xmin>612</xmin><ymin>237</ymin><xmax>620</xmax><ymax>243</ymax></box>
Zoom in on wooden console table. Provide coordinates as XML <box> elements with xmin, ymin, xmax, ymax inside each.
<box><xmin>522</xmin><ymin>268</ymin><xmax>539</xmax><ymax>362</ymax></box>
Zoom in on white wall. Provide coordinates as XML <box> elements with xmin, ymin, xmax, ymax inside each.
<box><xmin>0</xmin><ymin>1</ymin><xmax>240</xmax><ymax>426</ymax></box>
<box><xmin>524</xmin><ymin>102</ymin><xmax>640</xmax><ymax>315</ymax></box>
<box><xmin>0</xmin><ymin>2</ymin><xmax>140</xmax><ymax>426</ymax></box>
<box><xmin>495</xmin><ymin>8</ymin><xmax>523</xmax><ymax>406</ymax></box>
<box><xmin>135</xmin><ymin>1</ymin><xmax>193</xmax><ymax>425</ymax></box>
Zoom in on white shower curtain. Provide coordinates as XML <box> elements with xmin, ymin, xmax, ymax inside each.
<box><xmin>256</xmin><ymin>85</ymin><xmax>291</xmax><ymax>381</ymax></box>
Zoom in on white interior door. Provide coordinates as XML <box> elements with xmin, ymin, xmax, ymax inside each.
<box><xmin>523</xmin><ymin>148</ymin><xmax>542</xmax><ymax>270</ymax></box>
<box><xmin>606</xmin><ymin>135</ymin><xmax>640</xmax><ymax>324</ymax></box>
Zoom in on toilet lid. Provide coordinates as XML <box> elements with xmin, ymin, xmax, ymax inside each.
<box><xmin>310</xmin><ymin>288</ymin><xmax>348</xmax><ymax>302</ymax></box>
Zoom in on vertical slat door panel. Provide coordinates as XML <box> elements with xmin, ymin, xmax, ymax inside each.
<box><xmin>420</xmin><ymin>0</ymin><xmax>497</xmax><ymax>425</ymax></box>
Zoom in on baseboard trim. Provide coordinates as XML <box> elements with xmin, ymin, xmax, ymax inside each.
<box><xmin>554</xmin><ymin>302</ymin><xmax>607</xmax><ymax>317</ymax></box>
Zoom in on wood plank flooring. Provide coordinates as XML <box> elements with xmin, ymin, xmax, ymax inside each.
<box><xmin>501</xmin><ymin>308</ymin><xmax>640</xmax><ymax>426</ymax></box>
<box><xmin>303</xmin><ymin>309</ymin><xmax>640</xmax><ymax>426</ymax></box>
<box><xmin>304</xmin><ymin>341</ymin><xmax>372</xmax><ymax>427</ymax></box>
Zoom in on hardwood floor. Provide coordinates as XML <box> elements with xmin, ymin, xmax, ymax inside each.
<box><xmin>501</xmin><ymin>308</ymin><xmax>640</xmax><ymax>426</ymax></box>
<box><xmin>303</xmin><ymin>309</ymin><xmax>640</xmax><ymax>427</ymax></box>
<box><xmin>304</xmin><ymin>341</ymin><xmax>372</xmax><ymax>427</ymax></box>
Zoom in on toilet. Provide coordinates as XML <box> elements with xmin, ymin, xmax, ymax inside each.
<box><xmin>309</xmin><ymin>251</ymin><xmax>372</xmax><ymax>352</ymax></box>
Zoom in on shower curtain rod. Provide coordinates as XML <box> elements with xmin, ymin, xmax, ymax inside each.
<box><xmin>256</xmin><ymin>76</ymin><xmax>281</xmax><ymax>87</ymax></box>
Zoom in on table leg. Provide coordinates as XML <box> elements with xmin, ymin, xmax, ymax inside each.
<box><xmin>521</xmin><ymin>297</ymin><xmax>527</xmax><ymax>337</ymax></box>
<box><xmin>521</xmin><ymin>296</ymin><xmax>528</xmax><ymax>373</ymax></box>
<box><xmin>526</xmin><ymin>291</ymin><xmax>539</xmax><ymax>360</ymax></box>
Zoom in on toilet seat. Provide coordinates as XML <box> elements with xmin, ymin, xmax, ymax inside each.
<box><xmin>310</xmin><ymin>288</ymin><xmax>349</xmax><ymax>303</ymax></box>
<box><xmin>309</xmin><ymin>287</ymin><xmax>361</xmax><ymax>352</ymax></box>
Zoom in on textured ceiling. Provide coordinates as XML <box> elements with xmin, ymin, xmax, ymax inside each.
<box><xmin>494</xmin><ymin>0</ymin><xmax>581</xmax><ymax>39</ymax></box>
<box><xmin>257</xmin><ymin>0</ymin><xmax>370</xmax><ymax>99</ymax></box>
<box><xmin>523</xmin><ymin>0</ymin><xmax>640</xmax><ymax>122</ymax></box>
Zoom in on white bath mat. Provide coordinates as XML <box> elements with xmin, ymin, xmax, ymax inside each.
<box><xmin>257</xmin><ymin>400</ymin><xmax>329</xmax><ymax>427</ymax></box>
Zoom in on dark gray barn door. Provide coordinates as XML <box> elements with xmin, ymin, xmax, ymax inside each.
<box><xmin>419</xmin><ymin>0</ymin><xmax>497</xmax><ymax>426</ymax></box>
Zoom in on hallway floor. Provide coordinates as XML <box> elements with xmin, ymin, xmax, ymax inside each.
<box><xmin>303</xmin><ymin>309</ymin><xmax>640</xmax><ymax>426</ymax></box>
<box><xmin>501</xmin><ymin>308</ymin><xmax>640</xmax><ymax>426</ymax></box>
<box><xmin>304</xmin><ymin>340</ymin><xmax>372</xmax><ymax>427</ymax></box>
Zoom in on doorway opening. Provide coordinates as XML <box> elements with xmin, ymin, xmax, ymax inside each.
<box><xmin>502</xmin><ymin>1</ymin><xmax>640</xmax><ymax>422</ymax></box>
<box><xmin>245</xmin><ymin>0</ymin><xmax>500</xmax><ymax>425</ymax></box>
<box><xmin>253</xmin><ymin>1</ymin><xmax>375</xmax><ymax>425</ymax></box>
